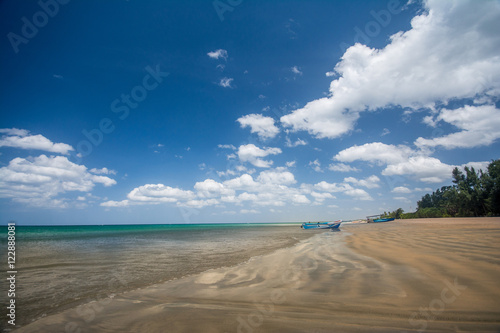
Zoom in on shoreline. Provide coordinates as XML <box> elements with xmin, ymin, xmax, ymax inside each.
<box><xmin>6</xmin><ymin>224</ymin><xmax>314</xmax><ymax>331</ymax></box>
<box><xmin>13</xmin><ymin>218</ymin><xmax>500</xmax><ymax>332</ymax></box>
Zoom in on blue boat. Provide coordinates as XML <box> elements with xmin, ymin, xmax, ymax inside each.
<box><xmin>370</xmin><ymin>217</ymin><xmax>395</xmax><ymax>223</ymax></box>
<box><xmin>301</xmin><ymin>220</ymin><xmax>341</xmax><ymax>230</ymax></box>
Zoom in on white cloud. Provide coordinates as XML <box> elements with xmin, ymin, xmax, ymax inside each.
<box><xmin>292</xmin><ymin>194</ymin><xmax>310</xmax><ymax>204</ymax></box>
<box><xmin>314</xmin><ymin>181</ymin><xmax>352</xmax><ymax>193</ymax></box>
<box><xmin>286</xmin><ymin>161</ymin><xmax>296</xmax><ymax>168</ymax></box>
<box><xmin>256</xmin><ymin>169</ymin><xmax>296</xmax><ymax>185</ymax></box>
<box><xmin>236</xmin><ymin>114</ymin><xmax>279</xmax><ymax>139</ymax></box>
<box><xmin>309</xmin><ymin>159</ymin><xmax>323</xmax><ymax>173</ymax></box>
<box><xmin>241</xmin><ymin>209</ymin><xmax>259</xmax><ymax>214</ymax></box>
<box><xmin>291</xmin><ymin>66</ymin><xmax>302</xmax><ymax>75</ymax></box>
<box><xmin>223</xmin><ymin>174</ymin><xmax>260</xmax><ymax>191</ymax></box>
<box><xmin>237</xmin><ymin>144</ymin><xmax>281</xmax><ymax>168</ymax></box>
<box><xmin>328</xmin><ymin>163</ymin><xmax>360</xmax><ymax>172</ymax></box>
<box><xmin>216</xmin><ymin>169</ymin><xmax>237</xmax><ymax>178</ymax></box>
<box><xmin>314</xmin><ymin>180</ymin><xmax>373</xmax><ymax>201</ymax></box>
<box><xmin>344</xmin><ymin>175</ymin><xmax>380</xmax><ymax>189</ymax></box>
<box><xmin>311</xmin><ymin>191</ymin><xmax>335</xmax><ymax>203</ymax></box>
<box><xmin>344</xmin><ymin>188</ymin><xmax>373</xmax><ymax>201</ymax></box>
<box><xmin>334</xmin><ymin>142</ymin><xmax>413</xmax><ymax>165</ymax></box>
<box><xmin>281</xmin><ymin>97</ymin><xmax>360</xmax><ymax>139</ymax></box>
<box><xmin>181</xmin><ymin>199</ymin><xmax>219</xmax><ymax>209</ymax></box>
<box><xmin>285</xmin><ymin>137</ymin><xmax>307</xmax><ymax>147</ymax></box>
<box><xmin>0</xmin><ymin>128</ymin><xmax>29</xmax><ymax>136</ymax></box>
<box><xmin>336</xmin><ymin>142</ymin><xmax>490</xmax><ymax>183</ymax></box>
<box><xmin>194</xmin><ymin>179</ymin><xmax>235</xmax><ymax>198</ymax></box>
<box><xmin>127</xmin><ymin>184</ymin><xmax>195</xmax><ymax>203</ymax></box>
<box><xmin>101</xmin><ymin>200</ymin><xmax>129</xmax><ymax>207</ymax></box>
<box><xmin>281</xmin><ymin>0</ymin><xmax>500</xmax><ymax>139</ymax></box>
<box><xmin>207</xmin><ymin>49</ymin><xmax>228</xmax><ymax>60</ymax></box>
<box><xmin>415</xmin><ymin>105</ymin><xmax>500</xmax><ymax>149</ymax></box>
<box><xmin>90</xmin><ymin>167</ymin><xmax>117</xmax><ymax>175</ymax></box>
<box><xmin>219</xmin><ymin>77</ymin><xmax>234</xmax><ymax>88</ymax></box>
<box><xmin>0</xmin><ymin>128</ymin><xmax>74</xmax><ymax>155</ymax></box>
<box><xmin>392</xmin><ymin>186</ymin><xmax>412</xmax><ymax>194</ymax></box>
<box><xmin>0</xmin><ymin>155</ymin><xmax>116</xmax><ymax>208</ymax></box>
<box><xmin>461</xmin><ymin>161</ymin><xmax>490</xmax><ymax>173</ymax></box>
<box><xmin>218</xmin><ymin>144</ymin><xmax>236</xmax><ymax>150</ymax></box>
<box><xmin>382</xmin><ymin>156</ymin><xmax>455</xmax><ymax>183</ymax></box>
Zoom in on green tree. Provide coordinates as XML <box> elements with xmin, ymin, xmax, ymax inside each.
<box><xmin>410</xmin><ymin>159</ymin><xmax>499</xmax><ymax>218</ymax></box>
<box><xmin>485</xmin><ymin>160</ymin><xmax>500</xmax><ymax>215</ymax></box>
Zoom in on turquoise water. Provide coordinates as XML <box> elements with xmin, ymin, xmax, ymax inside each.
<box><xmin>0</xmin><ymin>223</ymin><xmax>309</xmax><ymax>328</ymax></box>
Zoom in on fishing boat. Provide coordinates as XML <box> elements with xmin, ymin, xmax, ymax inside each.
<box><xmin>372</xmin><ymin>217</ymin><xmax>395</xmax><ymax>222</ymax></box>
<box><xmin>366</xmin><ymin>214</ymin><xmax>395</xmax><ymax>223</ymax></box>
<box><xmin>301</xmin><ymin>220</ymin><xmax>342</xmax><ymax>230</ymax></box>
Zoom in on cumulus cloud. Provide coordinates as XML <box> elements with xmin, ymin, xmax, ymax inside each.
<box><xmin>309</xmin><ymin>159</ymin><xmax>322</xmax><ymax>173</ymax></box>
<box><xmin>334</xmin><ymin>142</ymin><xmax>413</xmax><ymax>165</ymax></box>
<box><xmin>207</xmin><ymin>49</ymin><xmax>228</xmax><ymax>60</ymax></box>
<box><xmin>127</xmin><ymin>184</ymin><xmax>195</xmax><ymax>203</ymax></box>
<box><xmin>194</xmin><ymin>179</ymin><xmax>235</xmax><ymax>198</ymax></box>
<box><xmin>237</xmin><ymin>114</ymin><xmax>279</xmax><ymax>139</ymax></box>
<box><xmin>281</xmin><ymin>0</ymin><xmax>500</xmax><ymax>139</ymax></box>
<box><xmin>237</xmin><ymin>144</ymin><xmax>282</xmax><ymax>168</ymax></box>
<box><xmin>415</xmin><ymin>105</ymin><xmax>500</xmax><ymax>149</ymax></box>
<box><xmin>256</xmin><ymin>168</ymin><xmax>296</xmax><ymax>185</ymax></box>
<box><xmin>382</xmin><ymin>156</ymin><xmax>456</xmax><ymax>183</ymax></box>
<box><xmin>0</xmin><ymin>155</ymin><xmax>116</xmax><ymax>208</ymax></box>
<box><xmin>103</xmin><ymin>165</ymin><xmax>373</xmax><ymax>209</ymax></box>
<box><xmin>0</xmin><ymin>128</ymin><xmax>29</xmax><ymax>136</ymax></box>
<box><xmin>280</xmin><ymin>97</ymin><xmax>360</xmax><ymax>139</ymax></box>
<box><xmin>344</xmin><ymin>175</ymin><xmax>380</xmax><ymax>189</ymax></box>
<box><xmin>335</xmin><ymin>141</ymin><xmax>489</xmax><ymax>183</ymax></box>
<box><xmin>392</xmin><ymin>186</ymin><xmax>412</xmax><ymax>194</ymax></box>
<box><xmin>101</xmin><ymin>200</ymin><xmax>129</xmax><ymax>207</ymax></box>
<box><xmin>328</xmin><ymin>163</ymin><xmax>360</xmax><ymax>172</ymax></box>
<box><xmin>310</xmin><ymin>191</ymin><xmax>335</xmax><ymax>203</ymax></box>
<box><xmin>313</xmin><ymin>181</ymin><xmax>352</xmax><ymax>193</ymax></box>
<box><xmin>344</xmin><ymin>188</ymin><xmax>373</xmax><ymax>201</ymax></box>
<box><xmin>0</xmin><ymin>128</ymin><xmax>74</xmax><ymax>155</ymax></box>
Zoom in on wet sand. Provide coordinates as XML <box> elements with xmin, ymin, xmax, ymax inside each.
<box><xmin>14</xmin><ymin>218</ymin><xmax>500</xmax><ymax>332</ymax></box>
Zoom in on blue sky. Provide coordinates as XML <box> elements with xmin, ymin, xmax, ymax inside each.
<box><xmin>1</xmin><ymin>0</ymin><xmax>499</xmax><ymax>225</ymax></box>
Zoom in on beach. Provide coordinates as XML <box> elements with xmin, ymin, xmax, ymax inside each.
<box><xmin>12</xmin><ymin>218</ymin><xmax>500</xmax><ymax>332</ymax></box>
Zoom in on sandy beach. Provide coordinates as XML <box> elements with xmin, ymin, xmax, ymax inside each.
<box><xmin>14</xmin><ymin>218</ymin><xmax>500</xmax><ymax>332</ymax></box>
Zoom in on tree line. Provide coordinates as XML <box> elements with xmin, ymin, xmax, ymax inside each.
<box><xmin>382</xmin><ymin>159</ymin><xmax>500</xmax><ymax>219</ymax></box>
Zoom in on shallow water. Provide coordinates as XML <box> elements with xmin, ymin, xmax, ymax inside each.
<box><xmin>0</xmin><ymin>223</ymin><xmax>312</xmax><ymax>329</ymax></box>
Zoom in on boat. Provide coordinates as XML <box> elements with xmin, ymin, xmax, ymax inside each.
<box><xmin>366</xmin><ymin>214</ymin><xmax>395</xmax><ymax>223</ymax></box>
<box><xmin>301</xmin><ymin>220</ymin><xmax>342</xmax><ymax>230</ymax></box>
<box><xmin>372</xmin><ymin>218</ymin><xmax>395</xmax><ymax>222</ymax></box>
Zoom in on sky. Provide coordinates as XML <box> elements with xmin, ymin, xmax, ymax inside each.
<box><xmin>1</xmin><ymin>0</ymin><xmax>499</xmax><ymax>225</ymax></box>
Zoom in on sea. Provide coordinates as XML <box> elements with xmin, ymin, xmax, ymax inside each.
<box><xmin>0</xmin><ymin>223</ymin><xmax>312</xmax><ymax>329</ymax></box>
